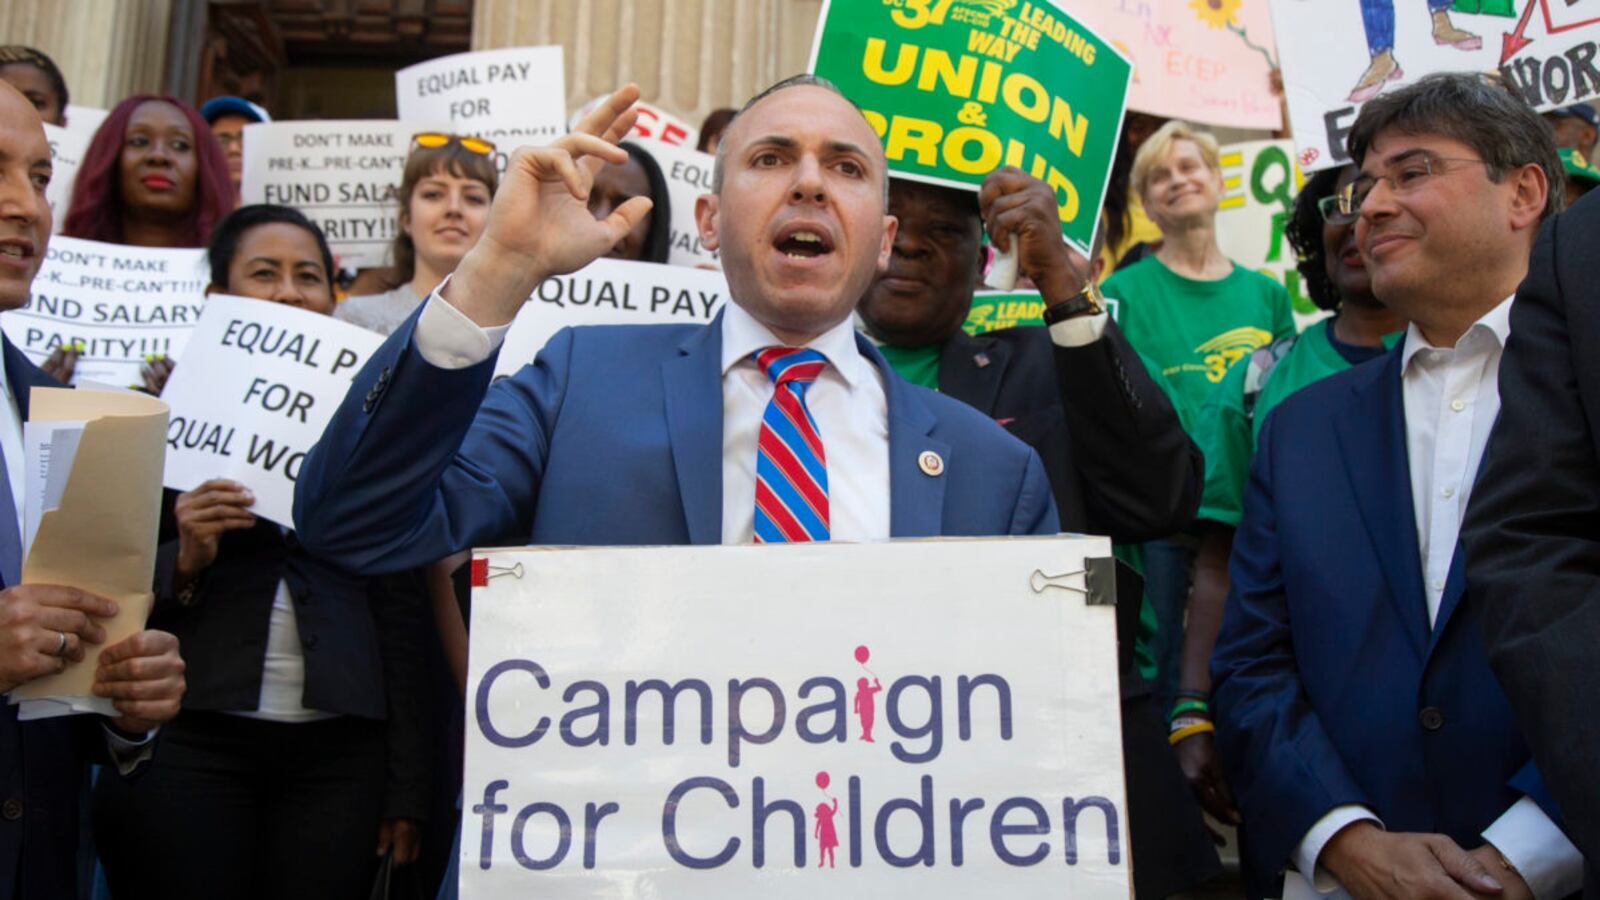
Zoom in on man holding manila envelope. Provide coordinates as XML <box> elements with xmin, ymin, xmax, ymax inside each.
<box><xmin>0</xmin><ymin>82</ymin><xmax>187</xmax><ymax>900</ymax></box>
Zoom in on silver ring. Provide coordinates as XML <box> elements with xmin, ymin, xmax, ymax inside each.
<box><xmin>54</xmin><ymin>631</ymin><xmax>67</xmax><ymax>658</ymax></box>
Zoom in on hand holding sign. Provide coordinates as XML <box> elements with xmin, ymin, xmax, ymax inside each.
<box><xmin>173</xmin><ymin>478</ymin><xmax>258</xmax><ymax>589</ymax></box>
<box><xmin>448</xmin><ymin>85</ymin><xmax>654</xmax><ymax>328</ymax></box>
<box><xmin>978</xmin><ymin>168</ymin><xmax>1087</xmax><ymax>304</ymax></box>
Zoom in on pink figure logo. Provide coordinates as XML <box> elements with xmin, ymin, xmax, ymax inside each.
<box><xmin>813</xmin><ymin>771</ymin><xmax>839</xmax><ymax>868</ymax></box>
<box><xmin>852</xmin><ymin>645</ymin><xmax>883</xmax><ymax>743</ymax></box>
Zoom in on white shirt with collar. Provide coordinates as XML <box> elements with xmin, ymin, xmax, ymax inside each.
<box><xmin>719</xmin><ymin>301</ymin><xmax>888</xmax><ymax>542</ymax></box>
<box><xmin>1288</xmin><ymin>296</ymin><xmax>1583</xmax><ymax>900</ymax></box>
<box><xmin>413</xmin><ymin>286</ymin><xmax>892</xmax><ymax>543</ymax></box>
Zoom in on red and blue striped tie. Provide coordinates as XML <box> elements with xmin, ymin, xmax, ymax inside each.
<box><xmin>753</xmin><ymin>347</ymin><xmax>829</xmax><ymax>543</ymax></box>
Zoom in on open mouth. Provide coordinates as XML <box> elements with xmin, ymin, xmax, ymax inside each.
<box><xmin>0</xmin><ymin>241</ymin><xmax>35</xmax><ymax>263</ymax></box>
<box><xmin>774</xmin><ymin>225</ymin><xmax>835</xmax><ymax>260</ymax></box>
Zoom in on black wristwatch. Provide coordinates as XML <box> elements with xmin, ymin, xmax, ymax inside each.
<box><xmin>1041</xmin><ymin>281</ymin><xmax>1104</xmax><ymax>325</ymax></box>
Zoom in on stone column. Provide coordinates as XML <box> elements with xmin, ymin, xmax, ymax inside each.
<box><xmin>0</xmin><ymin>0</ymin><xmax>173</xmax><ymax>112</ymax></box>
<box><xmin>471</xmin><ymin>0</ymin><xmax>823</xmax><ymax>129</ymax></box>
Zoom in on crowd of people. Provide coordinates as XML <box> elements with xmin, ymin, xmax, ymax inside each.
<box><xmin>0</xmin><ymin>30</ymin><xmax>1597</xmax><ymax>900</ymax></box>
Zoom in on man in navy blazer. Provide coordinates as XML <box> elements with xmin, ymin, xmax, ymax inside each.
<box><xmin>0</xmin><ymin>83</ymin><xmax>187</xmax><ymax>900</ymax></box>
<box><xmin>294</xmin><ymin>76</ymin><xmax>1057</xmax><ymax>573</ymax></box>
<box><xmin>1211</xmin><ymin>74</ymin><xmax>1584</xmax><ymax>899</ymax></box>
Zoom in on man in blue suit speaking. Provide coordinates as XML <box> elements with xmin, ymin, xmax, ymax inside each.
<box><xmin>1211</xmin><ymin>74</ymin><xmax>1585</xmax><ymax>900</ymax></box>
<box><xmin>293</xmin><ymin>76</ymin><xmax>1058</xmax><ymax>574</ymax></box>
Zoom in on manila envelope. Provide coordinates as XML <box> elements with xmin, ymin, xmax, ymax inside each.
<box><xmin>10</xmin><ymin>387</ymin><xmax>168</xmax><ymax>705</ymax></box>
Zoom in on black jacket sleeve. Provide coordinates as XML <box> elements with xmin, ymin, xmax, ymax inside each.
<box><xmin>1052</xmin><ymin>318</ymin><xmax>1202</xmax><ymax>542</ymax></box>
<box><xmin>371</xmin><ymin>567</ymin><xmax>431</xmax><ymax>822</ymax></box>
<box><xmin>1463</xmin><ymin>203</ymin><xmax>1600</xmax><ymax>866</ymax></box>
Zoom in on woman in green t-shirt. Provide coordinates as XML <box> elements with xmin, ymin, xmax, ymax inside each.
<box><xmin>1173</xmin><ymin>164</ymin><xmax>1406</xmax><ymax>828</ymax></box>
<box><xmin>1100</xmin><ymin>119</ymin><xmax>1298</xmax><ymax>744</ymax></box>
<box><xmin>1102</xmin><ymin>120</ymin><xmax>1298</xmax><ymax>428</ymax></box>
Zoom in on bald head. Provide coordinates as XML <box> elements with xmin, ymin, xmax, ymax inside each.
<box><xmin>0</xmin><ymin>80</ymin><xmax>55</xmax><ymax>308</ymax></box>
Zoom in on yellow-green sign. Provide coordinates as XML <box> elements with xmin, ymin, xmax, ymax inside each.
<box><xmin>964</xmin><ymin>289</ymin><xmax>1045</xmax><ymax>335</ymax></box>
<box><xmin>809</xmin><ymin>0</ymin><xmax>1131</xmax><ymax>255</ymax></box>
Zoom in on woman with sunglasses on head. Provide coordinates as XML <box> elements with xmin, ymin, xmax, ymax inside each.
<box><xmin>1171</xmin><ymin>164</ymin><xmax>1407</xmax><ymax>832</ymax></box>
<box><xmin>338</xmin><ymin>132</ymin><xmax>498</xmax><ymax>335</ymax></box>
<box><xmin>91</xmin><ymin>205</ymin><xmax>430</xmax><ymax>900</ymax></box>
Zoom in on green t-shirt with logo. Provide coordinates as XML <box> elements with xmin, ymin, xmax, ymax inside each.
<box><xmin>1102</xmin><ymin>256</ymin><xmax>1297</xmax><ymax>428</ymax></box>
<box><xmin>875</xmin><ymin>342</ymin><xmax>942</xmax><ymax>390</ymax></box>
<box><xmin>1193</xmin><ymin>319</ymin><xmax>1401</xmax><ymax>526</ymax></box>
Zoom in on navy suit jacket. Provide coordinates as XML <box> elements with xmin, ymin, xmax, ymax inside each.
<box><xmin>0</xmin><ymin>337</ymin><xmax>102</xmax><ymax>900</ymax></box>
<box><xmin>1211</xmin><ymin>346</ymin><xmax>1554</xmax><ymax>891</ymax></box>
<box><xmin>294</xmin><ymin>309</ymin><xmax>1059</xmax><ymax>574</ymax></box>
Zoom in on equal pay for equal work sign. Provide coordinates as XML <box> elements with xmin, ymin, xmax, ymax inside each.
<box><xmin>160</xmin><ymin>296</ymin><xmax>383</xmax><ymax>526</ymax></box>
<box><xmin>241</xmin><ymin>120</ymin><xmax>432</xmax><ymax>269</ymax></box>
<box><xmin>2</xmin><ymin>235</ymin><xmax>206</xmax><ymax>386</ymax></box>
<box><xmin>464</xmin><ymin>537</ymin><xmax>1128</xmax><ymax>898</ymax></box>
<box><xmin>397</xmin><ymin>46</ymin><xmax>567</xmax><ymax>150</ymax></box>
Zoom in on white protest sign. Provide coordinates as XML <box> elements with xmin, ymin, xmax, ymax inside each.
<box><xmin>42</xmin><ymin>121</ymin><xmax>94</xmax><ymax>235</ymax></box>
<box><xmin>574</xmin><ymin>96</ymin><xmax>700</xmax><ymax>148</ymax></box>
<box><xmin>631</xmin><ymin>101</ymin><xmax>699</xmax><ymax>148</ymax></box>
<box><xmin>1214</xmin><ymin>140</ymin><xmax>1328</xmax><ymax>331</ymax></box>
<box><xmin>3</xmin><ymin>236</ymin><xmax>206</xmax><ymax>385</ymax></box>
<box><xmin>462</xmin><ymin>537</ymin><xmax>1128</xmax><ymax>898</ymax></box>
<box><xmin>1273</xmin><ymin>0</ymin><xmax>1600</xmax><ymax>171</ymax></box>
<box><xmin>64</xmin><ymin>105</ymin><xmax>108</xmax><ymax>134</ymax></box>
<box><xmin>396</xmin><ymin>46</ymin><xmax>566</xmax><ymax>149</ymax></box>
<box><xmin>240</xmin><ymin>120</ymin><xmax>421</xmax><ymax>270</ymax></box>
<box><xmin>642</xmin><ymin>141</ymin><xmax>719</xmax><ymax>268</ymax></box>
<box><xmin>158</xmin><ymin>295</ymin><xmax>382</xmax><ymax>526</ymax></box>
<box><xmin>493</xmin><ymin>259</ymin><xmax>727</xmax><ymax>378</ymax></box>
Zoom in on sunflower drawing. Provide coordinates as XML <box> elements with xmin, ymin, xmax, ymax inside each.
<box><xmin>1189</xmin><ymin>0</ymin><xmax>1242</xmax><ymax>29</ymax></box>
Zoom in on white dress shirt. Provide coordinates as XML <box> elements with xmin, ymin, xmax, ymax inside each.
<box><xmin>412</xmin><ymin>287</ymin><xmax>892</xmax><ymax>543</ymax></box>
<box><xmin>1289</xmin><ymin>297</ymin><xmax>1583</xmax><ymax>900</ymax></box>
<box><xmin>718</xmin><ymin>302</ymin><xmax>888</xmax><ymax>543</ymax></box>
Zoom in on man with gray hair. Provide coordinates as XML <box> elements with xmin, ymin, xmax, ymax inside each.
<box><xmin>293</xmin><ymin>75</ymin><xmax>1058</xmax><ymax>574</ymax></box>
<box><xmin>1211</xmin><ymin>73</ymin><xmax>1583</xmax><ymax>900</ymax></box>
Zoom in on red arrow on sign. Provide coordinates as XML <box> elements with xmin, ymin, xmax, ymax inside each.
<box><xmin>1504</xmin><ymin>0</ymin><xmax>1600</xmax><ymax>64</ymax></box>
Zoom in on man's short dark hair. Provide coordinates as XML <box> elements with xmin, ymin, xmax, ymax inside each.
<box><xmin>1347</xmin><ymin>72</ymin><xmax>1565</xmax><ymax>219</ymax></box>
<box><xmin>711</xmin><ymin>73</ymin><xmax>888</xmax><ymax>203</ymax></box>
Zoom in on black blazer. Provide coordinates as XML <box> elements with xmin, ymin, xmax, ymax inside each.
<box><xmin>937</xmin><ymin>319</ymin><xmax>1201</xmax><ymax>542</ymax></box>
<box><xmin>0</xmin><ymin>337</ymin><xmax>101</xmax><ymax>900</ymax></box>
<box><xmin>151</xmin><ymin>516</ymin><xmax>430</xmax><ymax>820</ymax></box>
<box><xmin>1464</xmin><ymin>192</ymin><xmax>1600</xmax><ymax>895</ymax></box>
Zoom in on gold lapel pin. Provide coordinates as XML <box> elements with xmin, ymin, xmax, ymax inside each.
<box><xmin>918</xmin><ymin>450</ymin><xmax>945</xmax><ymax>477</ymax></box>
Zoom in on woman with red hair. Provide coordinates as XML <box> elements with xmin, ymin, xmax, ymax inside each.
<box><xmin>49</xmin><ymin>95</ymin><xmax>232</xmax><ymax>383</ymax></box>
<box><xmin>63</xmin><ymin>94</ymin><xmax>232</xmax><ymax>246</ymax></box>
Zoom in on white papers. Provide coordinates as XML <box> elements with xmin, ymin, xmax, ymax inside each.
<box><xmin>22</xmin><ymin>418</ymin><xmax>86</xmax><ymax>559</ymax></box>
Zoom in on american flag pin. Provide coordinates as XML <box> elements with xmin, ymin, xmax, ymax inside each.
<box><xmin>974</xmin><ymin>352</ymin><xmax>990</xmax><ymax>368</ymax></box>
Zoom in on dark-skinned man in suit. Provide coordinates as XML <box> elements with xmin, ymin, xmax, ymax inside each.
<box><xmin>855</xmin><ymin>169</ymin><xmax>1214</xmax><ymax>898</ymax></box>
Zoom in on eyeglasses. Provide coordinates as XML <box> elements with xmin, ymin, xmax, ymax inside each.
<box><xmin>410</xmin><ymin>132</ymin><xmax>497</xmax><ymax>156</ymax></box>
<box><xmin>1316</xmin><ymin>194</ymin><xmax>1357</xmax><ymax>226</ymax></box>
<box><xmin>1336</xmin><ymin>156</ymin><xmax>1489</xmax><ymax>218</ymax></box>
